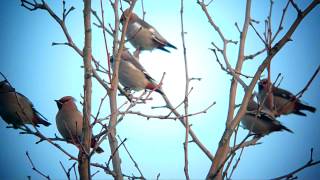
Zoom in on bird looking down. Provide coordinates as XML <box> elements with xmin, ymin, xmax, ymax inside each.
<box><xmin>258</xmin><ymin>79</ymin><xmax>316</xmax><ymax>117</ymax></box>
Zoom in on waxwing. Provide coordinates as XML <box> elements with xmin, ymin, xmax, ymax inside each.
<box><xmin>120</xmin><ymin>9</ymin><xmax>177</xmax><ymax>53</ymax></box>
<box><xmin>241</xmin><ymin>97</ymin><xmax>293</xmax><ymax>136</ymax></box>
<box><xmin>0</xmin><ymin>80</ymin><xmax>51</xmax><ymax>128</ymax></box>
<box><xmin>55</xmin><ymin>96</ymin><xmax>104</xmax><ymax>153</ymax></box>
<box><xmin>111</xmin><ymin>49</ymin><xmax>164</xmax><ymax>95</ymax></box>
<box><xmin>258</xmin><ymin>79</ymin><xmax>316</xmax><ymax>117</ymax></box>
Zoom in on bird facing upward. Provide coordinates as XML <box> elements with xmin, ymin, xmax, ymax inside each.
<box><xmin>120</xmin><ymin>9</ymin><xmax>177</xmax><ymax>53</ymax></box>
<box><xmin>55</xmin><ymin>96</ymin><xmax>103</xmax><ymax>153</ymax></box>
<box><xmin>0</xmin><ymin>80</ymin><xmax>51</xmax><ymax>128</ymax></box>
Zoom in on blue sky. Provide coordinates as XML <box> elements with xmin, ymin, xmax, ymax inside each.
<box><xmin>0</xmin><ymin>0</ymin><xmax>319</xmax><ymax>179</ymax></box>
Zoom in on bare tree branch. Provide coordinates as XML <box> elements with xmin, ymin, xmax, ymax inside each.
<box><xmin>180</xmin><ymin>0</ymin><xmax>190</xmax><ymax>178</ymax></box>
<box><xmin>78</xmin><ymin>1</ymin><xmax>93</xmax><ymax>179</ymax></box>
<box><xmin>206</xmin><ymin>0</ymin><xmax>320</xmax><ymax>178</ymax></box>
<box><xmin>60</xmin><ymin>161</ymin><xmax>77</xmax><ymax>180</ymax></box>
<box><xmin>270</xmin><ymin>148</ymin><xmax>320</xmax><ymax>180</ymax></box>
<box><xmin>26</xmin><ymin>151</ymin><xmax>51</xmax><ymax>180</ymax></box>
<box><xmin>107</xmin><ymin>1</ymin><xmax>137</xmax><ymax>178</ymax></box>
<box><xmin>118</xmin><ymin>135</ymin><xmax>145</xmax><ymax>179</ymax></box>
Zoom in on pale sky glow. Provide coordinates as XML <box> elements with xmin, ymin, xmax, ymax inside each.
<box><xmin>0</xmin><ymin>0</ymin><xmax>319</xmax><ymax>179</ymax></box>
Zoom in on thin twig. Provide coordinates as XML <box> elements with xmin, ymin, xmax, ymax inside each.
<box><xmin>295</xmin><ymin>65</ymin><xmax>320</xmax><ymax>98</ymax></box>
<box><xmin>123</xmin><ymin>101</ymin><xmax>216</xmax><ymax>120</ymax></box>
<box><xmin>271</xmin><ymin>0</ymin><xmax>290</xmax><ymax>43</ymax></box>
<box><xmin>270</xmin><ymin>148</ymin><xmax>320</xmax><ymax>180</ymax></box>
<box><xmin>99</xmin><ymin>0</ymin><xmax>112</xmax><ymax>82</ymax></box>
<box><xmin>180</xmin><ymin>0</ymin><xmax>190</xmax><ymax>178</ymax></box>
<box><xmin>106</xmin><ymin>137</ymin><xmax>127</xmax><ymax>167</ymax></box>
<box><xmin>118</xmin><ymin>135</ymin><xmax>145</xmax><ymax>179</ymax></box>
<box><xmin>244</xmin><ymin>48</ymin><xmax>267</xmax><ymax>60</ymax></box>
<box><xmin>91</xmin><ymin>170</ymin><xmax>100</xmax><ymax>178</ymax></box>
<box><xmin>59</xmin><ymin>161</ymin><xmax>77</xmax><ymax>180</ymax></box>
<box><xmin>26</xmin><ymin>151</ymin><xmax>51</xmax><ymax>180</ymax></box>
<box><xmin>228</xmin><ymin>146</ymin><xmax>245</xmax><ymax>179</ymax></box>
<box><xmin>141</xmin><ymin>0</ymin><xmax>146</xmax><ymax>20</ymax></box>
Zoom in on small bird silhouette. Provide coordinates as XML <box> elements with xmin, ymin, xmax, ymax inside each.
<box><xmin>0</xmin><ymin>80</ymin><xmax>50</xmax><ymax>128</ymax></box>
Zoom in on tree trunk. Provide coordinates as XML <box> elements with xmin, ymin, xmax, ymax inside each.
<box><xmin>79</xmin><ymin>0</ymin><xmax>92</xmax><ymax>179</ymax></box>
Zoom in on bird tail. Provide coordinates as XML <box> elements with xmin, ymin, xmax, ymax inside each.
<box><xmin>33</xmin><ymin>114</ymin><xmax>51</xmax><ymax>127</ymax></box>
<box><xmin>158</xmin><ymin>46</ymin><xmax>171</xmax><ymax>53</ymax></box>
<box><xmin>95</xmin><ymin>146</ymin><xmax>104</xmax><ymax>154</ymax></box>
<box><xmin>166</xmin><ymin>42</ymin><xmax>177</xmax><ymax>49</ymax></box>
<box><xmin>296</xmin><ymin>102</ymin><xmax>316</xmax><ymax>113</ymax></box>
<box><xmin>281</xmin><ymin>125</ymin><xmax>293</xmax><ymax>134</ymax></box>
<box><xmin>292</xmin><ymin>111</ymin><xmax>307</xmax><ymax>116</ymax></box>
<box><xmin>146</xmin><ymin>82</ymin><xmax>164</xmax><ymax>95</ymax></box>
<box><xmin>158</xmin><ymin>42</ymin><xmax>177</xmax><ymax>53</ymax></box>
<box><xmin>38</xmin><ymin>119</ymin><xmax>51</xmax><ymax>127</ymax></box>
<box><xmin>91</xmin><ymin>138</ymin><xmax>104</xmax><ymax>154</ymax></box>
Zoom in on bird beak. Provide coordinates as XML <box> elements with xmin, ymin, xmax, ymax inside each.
<box><xmin>55</xmin><ymin>100</ymin><xmax>63</xmax><ymax>109</ymax></box>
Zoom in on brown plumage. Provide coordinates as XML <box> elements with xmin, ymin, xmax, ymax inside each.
<box><xmin>111</xmin><ymin>49</ymin><xmax>163</xmax><ymax>95</ymax></box>
<box><xmin>258</xmin><ymin>79</ymin><xmax>316</xmax><ymax>117</ymax></box>
<box><xmin>241</xmin><ymin>97</ymin><xmax>293</xmax><ymax>136</ymax></box>
<box><xmin>0</xmin><ymin>80</ymin><xmax>50</xmax><ymax>128</ymax></box>
<box><xmin>55</xmin><ymin>96</ymin><xmax>104</xmax><ymax>153</ymax></box>
<box><xmin>120</xmin><ymin>9</ymin><xmax>177</xmax><ymax>53</ymax></box>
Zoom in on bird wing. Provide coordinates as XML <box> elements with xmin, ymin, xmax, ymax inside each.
<box><xmin>135</xmin><ymin>18</ymin><xmax>168</xmax><ymax>46</ymax></box>
<box><xmin>17</xmin><ymin>92</ymin><xmax>34</xmax><ymax>107</ymax></box>
<box><xmin>121</xmin><ymin>51</ymin><xmax>156</xmax><ymax>82</ymax></box>
<box><xmin>122</xmin><ymin>51</ymin><xmax>147</xmax><ymax>72</ymax></box>
<box><xmin>246</xmin><ymin>109</ymin><xmax>275</xmax><ymax>123</ymax></box>
<box><xmin>273</xmin><ymin>86</ymin><xmax>297</xmax><ymax>101</ymax></box>
<box><xmin>136</xmin><ymin>18</ymin><xmax>153</xmax><ymax>30</ymax></box>
<box><xmin>17</xmin><ymin>92</ymin><xmax>48</xmax><ymax>121</ymax></box>
<box><xmin>259</xmin><ymin>111</ymin><xmax>277</xmax><ymax>123</ymax></box>
<box><xmin>150</xmin><ymin>29</ymin><xmax>168</xmax><ymax>46</ymax></box>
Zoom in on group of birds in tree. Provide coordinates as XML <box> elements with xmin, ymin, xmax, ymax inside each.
<box><xmin>0</xmin><ymin>81</ymin><xmax>103</xmax><ymax>153</ymax></box>
<box><xmin>113</xmin><ymin>9</ymin><xmax>176</xmax><ymax>95</ymax></box>
<box><xmin>241</xmin><ymin>79</ymin><xmax>316</xmax><ymax>137</ymax></box>
<box><xmin>0</xmin><ymin>9</ymin><xmax>317</xmax><ymax>155</ymax></box>
<box><xmin>0</xmin><ymin>9</ymin><xmax>176</xmax><ymax>153</ymax></box>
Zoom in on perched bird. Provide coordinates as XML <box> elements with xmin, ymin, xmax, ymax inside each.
<box><xmin>0</xmin><ymin>80</ymin><xmax>51</xmax><ymax>128</ymax></box>
<box><xmin>258</xmin><ymin>79</ymin><xmax>316</xmax><ymax>116</ymax></box>
<box><xmin>55</xmin><ymin>96</ymin><xmax>104</xmax><ymax>153</ymax></box>
<box><xmin>111</xmin><ymin>49</ymin><xmax>164</xmax><ymax>95</ymax></box>
<box><xmin>241</xmin><ymin>97</ymin><xmax>293</xmax><ymax>136</ymax></box>
<box><xmin>120</xmin><ymin>9</ymin><xmax>177</xmax><ymax>53</ymax></box>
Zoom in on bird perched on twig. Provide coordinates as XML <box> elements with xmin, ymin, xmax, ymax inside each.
<box><xmin>0</xmin><ymin>80</ymin><xmax>51</xmax><ymax>128</ymax></box>
<box><xmin>258</xmin><ymin>79</ymin><xmax>316</xmax><ymax>117</ymax></box>
<box><xmin>241</xmin><ymin>97</ymin><xmax>293</xmax><ymax>137</ymax></box>
<box><xmin>111</xmin><ymin>49</ymin><xmax>164</xmax><ymax>95</ymax></box>
<box><xmin>120</xmin><ymin>9</ymin><xmax>177</xmax><ymax>54</ymax></box>
<box><xmin>55</xmin><ymin>96</ymin><xmax>104</xmax><ymax>153</ymax></box>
